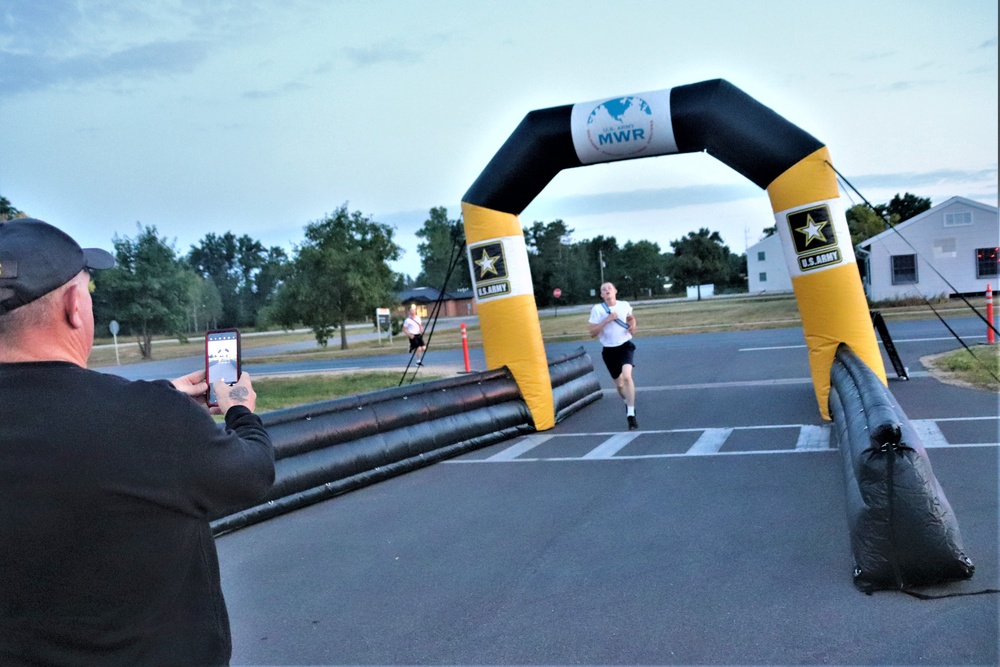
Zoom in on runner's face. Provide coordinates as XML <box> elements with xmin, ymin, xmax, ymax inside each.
<box><xmin>601</xmin><ymin>284</ymin><xmax>617</xmax><ymax>302</ymax></box>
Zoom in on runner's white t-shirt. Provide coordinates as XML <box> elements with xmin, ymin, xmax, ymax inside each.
<box><xmin>589</xmin><ymin>300</ymin><xmax>632</xmax><ymax>348</ymax></box>
<box><xmin>403</xmin><ymin>315</ymin><xmax>422</xmax><ymax>336</ymax></box>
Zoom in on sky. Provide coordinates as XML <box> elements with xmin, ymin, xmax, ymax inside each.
<box><xmin>1</xmin><ymin>0</ymin><xmax>997</xmax><ymax>280</ymax></box>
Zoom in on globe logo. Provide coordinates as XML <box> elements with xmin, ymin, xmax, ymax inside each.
<box><xmin>585</xmin><ymin>96</ymin><xmax>655</xmax><ymax>158</ymax></box>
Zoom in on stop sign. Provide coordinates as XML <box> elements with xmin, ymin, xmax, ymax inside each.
<box><xmin>553</xmin><ymin>288</ymin><xmax>562</xmax><ymax>298</ymax></box>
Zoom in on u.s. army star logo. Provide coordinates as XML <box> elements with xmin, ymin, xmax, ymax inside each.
<box><xmin>468</xmin><ymin>241</ymin><xmax>512</xmax><ymax>300</ymax></box>
<box><xmin>469</xmin><ymin>242</ymin><xmax>507</xmax><ymax>282</ymax></box>
<box><xmin>788</xmin><ymin>206</ymin><xmax>836</xmax><ymax>254</ymax></box>
<box><xmin>786</xmin><ymin>205</ymin><xmax>842</xmax><ymax>272</ymax></box>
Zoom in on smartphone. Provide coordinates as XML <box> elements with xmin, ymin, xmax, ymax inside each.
<box><xmin>205</xmin><ymin>329</ymin><xmax>241</xmax><ymax>407</ymax></box>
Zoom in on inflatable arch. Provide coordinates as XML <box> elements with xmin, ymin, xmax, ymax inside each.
<box><xmin>462</xmin><ymin>79</ymin><xmax>886</xmax><ymax>430</ymax></box>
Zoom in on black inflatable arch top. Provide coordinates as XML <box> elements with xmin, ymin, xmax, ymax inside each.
<box><xmin>462</xmin><ymin>79</ymin><xmax>824</xmax><ymax>215</ymax></box>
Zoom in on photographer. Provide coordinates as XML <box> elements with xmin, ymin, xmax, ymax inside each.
<box><xmin>0</xmin><ymin>219</ymin><xmax>274</xmax><ymax>666</ymax></box>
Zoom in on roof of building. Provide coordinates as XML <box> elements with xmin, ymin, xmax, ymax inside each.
<box><xmin>746</xmin><ymin>232</ymin><xmax>782</xmax><ymax>254</ymax></box>
<box><xmin>858</xmin><ymin>196</ymin><xmax>998</xmax><ymax>249</ymax></box>
<box><xmin>398</xmin><ymin>286</ymin><xmax>474</xmax><ymax>304</ymax></box>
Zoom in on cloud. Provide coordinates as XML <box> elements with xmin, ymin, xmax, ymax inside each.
<box><xmin>242</xmin><ymin>80</ymin><xmax>310</xmax><ymax>100</ymax></box>
<box><xmin>844</xmin><ymin>168</ymin><xmax>997</xmax><ymax>190</ymax></box>
<box><xmin>342</xmin><ymin>30</ymin><xmax>451</xmax><ymax>69</ymax></box>
<box><xmin>857</xmin><ymin>50</ymin><xmax>895</xmax><ymax>62</ymax></box>
<box><xmin>0</xmin><ymin>39</ymin><xmax>211</xmax><ymax>97</ymax></box>
<box><xmin>0</xmin><ymin>0</ymin><xmax>81</xmax><ymax>51</ymax></box>
<box><xmin>344</xmin><ymin>41</ymin><xmax>422</xmax><ymax>68</ymax></box>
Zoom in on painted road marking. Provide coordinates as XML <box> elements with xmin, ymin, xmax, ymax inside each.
<box><xmin>739</xmin><ymin>334</ymin><xmax>990</xmax><ymax>352</ymax></box>
<box><xmin>795</xmin><ymin>425</ymin><xmax>831</xmax><ymax>450</ymax></box>
<box><xmin>455</xmin><ymin>418</ymin><xmax>997</xmax><ymax>463</ymax></box>
<box><xmin>687</xmin><ymin>428</ymin><xmax>733</xmax><ymax>455</ymax></box>
<box><xmin>485</xmin><ymin>434</ymin><xmax>554</xmax><ymax>461</ymax></box>
<box><xmin>911</xmin><ymin>419</ymin><xmax>949</xmax><ymax>448</ymax></box>
<box><xmin>582</xmin><ymin>432</ymin><xmax>643</xmax><ymax>459</ymax></box>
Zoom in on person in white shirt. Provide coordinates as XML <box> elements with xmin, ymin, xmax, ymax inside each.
<box><xmin>403</xmin><ymin>304</ymin><xmax>426</xmax><ymax>365</ymax></box>
<box><xmin>587</xmin><ymin>282</ymin><xmax>638</xmax><ymax>430</ymax></box>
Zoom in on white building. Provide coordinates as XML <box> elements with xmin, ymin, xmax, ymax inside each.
<box><xmin>858</xmin><ymin>196</ymin><xmax>998</xmax><ymax>302</ymax></box>
<box><xmin>746</xmin><ymin>232</ymin><xmax>792</xmax><ymax>293</ymax></box>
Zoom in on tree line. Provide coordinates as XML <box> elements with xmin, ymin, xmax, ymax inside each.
<box><xmin>1</xmin><ymin>192</ymin><xmax>929</xmax><ymax>358</ymax></box>
<box><xmin>413</xmin><ymin>206</ymin><xmax>746</xmax><ymax>307</ymax></box>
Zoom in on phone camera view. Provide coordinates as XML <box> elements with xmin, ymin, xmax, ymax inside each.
<box><xmin>207</xmin><ymin>331</ymin><xmax>239</xmax><ymax>404</ymax></box>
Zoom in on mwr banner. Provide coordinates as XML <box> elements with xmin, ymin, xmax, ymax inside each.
<box><xmin>570</xmin><ymin>89</ymin><xmax>678</xmax><ymax>165</ymax></box>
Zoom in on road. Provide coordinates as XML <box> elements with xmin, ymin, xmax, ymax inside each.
<box><xmin>204</xmin><ymin>314</ymin><xmax>998</xmax><ymax>666</ymax></box>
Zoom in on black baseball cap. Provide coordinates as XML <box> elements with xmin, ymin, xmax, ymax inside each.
<box><xmin>0</xmin><ymin>218</ymin><xmax>116</xmax><ymax>315</ymax></box>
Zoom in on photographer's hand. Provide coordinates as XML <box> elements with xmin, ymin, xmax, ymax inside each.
<box><xmin>171</xmin><ymin>369</ymin><xmax>212</xmax><ymax>406</ymax></box>
<box><xmin>215</xmin><ymin>372</ymin><xmax>257</xmax><ymax>415</ymax></box>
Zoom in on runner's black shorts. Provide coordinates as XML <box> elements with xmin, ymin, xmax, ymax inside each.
<box><xmin>601</xmin><ymin>340</ymin><xmax>636</xmax><ymax>379</ymax></box>
<box><xmin>408</xmin><ymin>334</ymin><xmax>426</xmax><ymax>353</ymax></box>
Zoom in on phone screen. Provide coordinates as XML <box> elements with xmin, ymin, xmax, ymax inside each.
<box><xmin>206</xmin><ymin>329</ymin><xmax>241</xmax><ymax>406</ymax></box>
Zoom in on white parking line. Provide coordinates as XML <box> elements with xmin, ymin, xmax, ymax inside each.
<box><xmin>740</xmin><ymin>335</ymin><xmax>990</xmax><ymax>352</ymax></box>
<box><xmin>582</xmin><ymin>432</ymin><xmax>643</xmax><ymax>459</ymax></box>
<box><xmin>450</xmin><ymin>417</ymin><xmax>997</xmax><ymax>464</ymax></box>
<box><xmin>795</xmin><ymin>425</ymin><xmax>831</xmax><ymax>450</ymax></box>
<box><xmin>485</xmin><ymin>434</ymin><xmax>554</xmax><ymax>461</ymax></box>
<box><xmin>687</xmin><ymin>428</ymin><xmax>733</xmax><ymax>455</ymax></box>
<box><xmin>911</xmin><ymin>420</ymin><xmax>949</xmax><ymax>448</ymax></box>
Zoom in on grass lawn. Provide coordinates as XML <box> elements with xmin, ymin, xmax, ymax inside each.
<box><xmin>91</xmin><ymin>293</ymin><xmax>996</xmax><ymax>407</ymax></box>
<box><xmin>922</xmin><ymin>344</ymin><xmax>1000</xmax><ymax>392</ymax></box>
<box><xmin>252</xmin><ymin>371</ymin><xmax>440</xmax><ymax>413</ymax></box>
<box><xmin>89</xmin><ymin>293</ymin><xmax>990</xmax><ymax>368</ymax></box>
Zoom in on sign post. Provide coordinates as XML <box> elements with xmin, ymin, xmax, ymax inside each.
<box><xmin>375</xmin><ymin>308</ymin><xmax>392</xmax><ymax>345</ymax></box>
<box><xmin>553</xmin><ymin>288</ymin><xmax>562</xmax><ymax>318</ymax></box>
<box><xmin>109</xmin><ymin>320</ymin><xmax>120</xmax><ymax>365</ymax></box>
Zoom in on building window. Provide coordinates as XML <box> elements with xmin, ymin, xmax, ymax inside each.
<box><xmin>891</xmin><ymin>254</ymin><xmax>918</xmax><ymax>284</ymax></box>
<box><xmin>759</xmin><ymin>272</ymin><xmax>767</xmax><ymax>282</ymax></box>
<box><xmin>758</xmin><ymin>251</ymin><xmax>766</xmax><ymax>261</ymax></box>
<box><xmin>976</xmin><ymin>247</ymin><xmax>999</xmax><ymax>278</ymax></box>
<box><xmin>944</xmin><ymin>211</ymin><xmax>972</xmax><ymax>227</ymax></box>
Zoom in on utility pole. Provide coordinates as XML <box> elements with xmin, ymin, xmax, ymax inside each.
<box><xmin>599</xmin><ymin>249</ymin><xmax>605</xmax><ymax>284</ymax></box>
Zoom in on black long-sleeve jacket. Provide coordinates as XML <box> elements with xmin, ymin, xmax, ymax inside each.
<box><xmin>0</xmin><ymin>361</ymin><xmax>274</xmax><ymax>666</ymax></box>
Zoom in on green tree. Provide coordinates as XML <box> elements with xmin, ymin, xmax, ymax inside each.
<box><xmin>724</xmin><ymin>252</ymin><xmax>748</xmax><ymax>291</ymax></box>
<box><xmin>583</xmin><ymin>235</ymin><xmax>621</xmax><ymax>291</ymax></box>
<box><xmin>247</xmin><ymin>245</ymin><xmax>289</xmax><ymax>322</ymax></box>
<box><xmin>845</xmin><ymin>204</ymin><xmax>889</xmax><ymax>246</ymax></box>
<box><xmin>1</xmin><ymin>195</ymin><xmax>24</xmax><ymax>221</ymax></box>
<box><xmin>187</xmin><ymin>233</ymin><xmax>240</xmax><ymax>325</ymax></box>
<box><xmin>93</xmin><ymin>225</ymin><xmax>191</xmax><ymax>359</ymax></box>
<box><xmin>415</xmin><ymin>206</ymin><xmax>469</xmax><ymax>290</ymax></box>
<box><xmin>874</xmin><ymin>192</ymin><xmax>931</xmax><ymax>224</ymax></box>
<box><xmin>661</xmin><ymin>251</ymin><xmax>677</xmax><ymax>292</ymax></box>
<box><xmin>272</xmin><ymin>204</ymin><xmax>401</xmax><ymax>348</ymax></box>
<box><xmin>618</xmin><ymin>240</ymin><xmax>665</xmax><ymax>299</ymax></box>
<box><xmin>185</xmin><ymin>272</ymin><xmax>224</xmax><ymax>332</ymax></box>
<box><xmin>187</xmin><ymin>232</ymin><xmax>288</xmax><ymax>327</ymax></box>
<box><xmin>669</xmin><ymin>228</ymin><xmax>731</xmax><ymax>300</ymax></box>
<box><xmin>524</xmin><ymin>220</ymin><xmax>591</xmax><ymax>306</ymax></box>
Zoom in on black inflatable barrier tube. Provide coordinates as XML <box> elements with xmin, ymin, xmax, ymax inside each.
<box><xmin>211</xmin><ymin>348</ymin><xmax>603</xmax><ymax>536</ymax></box>
<box><xmin>829</xmin><ymin>344</ymin><xmax>974</xmax><ymax>592</ymax></box>
<box><xmin>548</xmin><ymin>348</ymin><xmax>603</xmax><ymax>422</ymax></box>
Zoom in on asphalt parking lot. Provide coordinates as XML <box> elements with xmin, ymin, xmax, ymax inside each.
<box><xmin>216</xmin><ymin>318</ymin><xmax>998</xmax><ymax>666</ymax></box>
